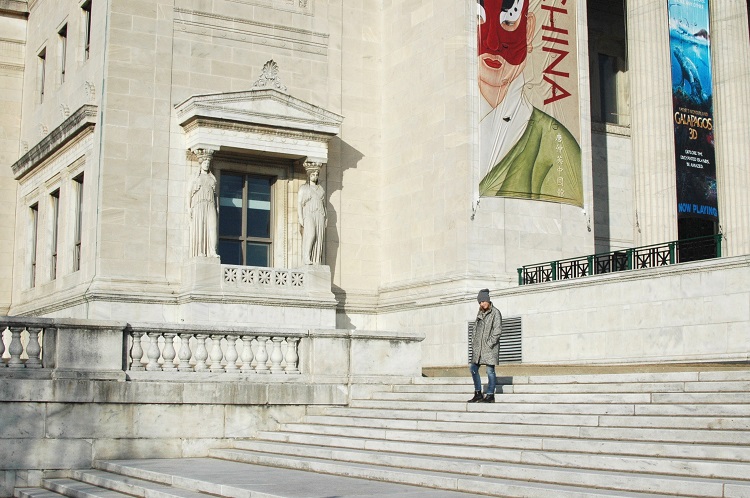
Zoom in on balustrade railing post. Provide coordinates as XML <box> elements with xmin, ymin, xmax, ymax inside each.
<box><xmin>225</xmin><ymin>335</ymin><xmax>239</xmax><ymax>372</ymax></box>
<box><xmin>194</xmin><ymin>334</ymin><xmax>209</xmax><ymax>372</ymax></box>
<box><xmin>209</xmin><ymin>335</ymin><xmax>225</xmax><ymax>373</ymax></box>
<box><xmin>551</xmin><ymin>261</ymin><xmax>557</xmax><ymax>281</ymax></box>
<box><xmin>177</xmin><ymin>333</ymin><xmax>193</xmax><ymax>371</ymax></box>
<box><xmin>161</xmin><ymin>332</ymin><xmax>177</xmax><ymax>371</ymax></box>
<box><xmin>627</xmin><ymin>249</ymin><xmax>633</xmax><ymax>270</ymax></box>
<box><xmin>25</xmin><ymin>328</ymin><xmax>42</xmax><ymax>368</ymax></box>
<box><xmin>517</xmin><ymin>268</ymin><xmax>523</xmax><ymax>286</ymax></box>
<box><xmin>716</xmin><ymin>233</ymin><xmax>723</xmax><ymax>257</ymax></box>
<box><xmin>0</xmin><ymin>327</ymin><xmax>6</xmax><ymax>364</ymax></box>
<box><xmin>255</xmin><ymin>336</ymin><xmax>270</xmax><ymax>373</ymax></box>
<box><xmin>284</xmin><ymin>338</ymin><xmax>300</xmax><ymax>374</ymax></box>
<box><xmin>240</xmin><ymin>336</ymin><xmax>255</xmax><ymax>373</ymax></box>
<box><xmin>130</xmin><ymin>331</ymin><xmax>145</xmax><ymax>371</ymax></box>
<box><xmin>7</xmin><ymin>327</ymin><xmax>25</xmax><ymax>368</ymax></box>
<box><xmin>145</xmin><ymin>332</ymin><xmax>162</xmax><ymax>371</ymax></box>
<box><xmin>669</xmin><ymin>241</ymin><xmax>676</xmax><ymax>265</ymax></box>
<box><xmin>270</xmin><ymin>337</ymin><xmax>284</xmax><ymax>373</ymax></box>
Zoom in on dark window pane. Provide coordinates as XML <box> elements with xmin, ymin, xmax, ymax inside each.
<box><xmin>247</xmin><ymin>177</ymin><xmax>271</xmax><ymax>238</ymax></box>
<box><xmin>219</xmin><ymin>173</ymin><xmax>244</xmax><ymax>237</ymax></box>
<box><xmin>246</xmin><ymin>242</ymin><xmax>269</xmax><ymax>267</ymax></box>
<box><xmin>218</xmin><ymin>240</ymin><xmax>242</xmax><ymax>265</ymax></box>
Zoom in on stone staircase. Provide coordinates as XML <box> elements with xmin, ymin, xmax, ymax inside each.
<box><xmin>14</xmin><ymin>369</ymin><xmax>750</xmax><ymax>497</ymax></box>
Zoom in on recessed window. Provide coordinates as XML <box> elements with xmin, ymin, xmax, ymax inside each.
<box><xmin>30</xmin><ymin>204</ymin><xmax>39</xmax><ymax>287</ymax></box>
<box><xmin>81</xmin><ymin>0</ymin><xmax>92</xmax><ymax>60</ymax></box>
<box><xmin>37</xmin><ymin>48</ymin><xmax>46</xmax><ymax>102</ymax></box>
<box><xmin>218</xmin><ymin>173</ymin><xmax>273</xmax><ymax>267</ymax></box>
<box><xmin>50</xmin><ymin>189</ymin><xmax>60</xmax><ymax>280</ymax></box>
<box><xmin>58</xmin><ymin>24</ymin><xmax>68</xmax><ymax>83</ymax></box>
<box><xmin>73</xmin><ymin>174</ymin><xmax>84</xmax><ymax>272</ymax></box>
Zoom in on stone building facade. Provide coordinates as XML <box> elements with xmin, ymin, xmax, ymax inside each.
<box><xmin>2</xmin><ymin>0</ymin><xmax>750</xmax><ymax>369</ymax></box>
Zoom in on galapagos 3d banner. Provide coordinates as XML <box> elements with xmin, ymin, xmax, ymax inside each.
<box><xmin>477</xmin><ymin>0</ymin><xmax>583</xmax><ymax>207</ymax></box>
<box><xmin>669</xmin><ymin>0</ymin><xmax>718</xmax><ymax>222</ymax></box>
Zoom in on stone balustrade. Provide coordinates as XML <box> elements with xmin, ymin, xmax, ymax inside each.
<box><xmin>0</xmin><ymin>320</ymin><xmax>45</xmax><ymax>368</ymax></box>
<box><xmin>127</xmin><ymin>325</ymin><xmax>302</xmax><ymax>374</ymax></box>
<box><xmin>0</xmin><ymin>316</ymin><xmax>425</xmax><ymax>383</ymax></box>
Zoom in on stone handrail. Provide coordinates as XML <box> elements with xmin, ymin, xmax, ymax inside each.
<box><xmin>1</xmin><ymin>317</ymin><xmax>425</xmax><ymax>381</ymax></box>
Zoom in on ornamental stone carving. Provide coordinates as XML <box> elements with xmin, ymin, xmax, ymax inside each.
<box><xmin>298</xmin><ymin>162</ymin><xmax>326</xmax><ymax>265</ymax></box>
<box><xmin>188</xmin><ymin>148</ymin><xmax>219</xmax><ymax>258</ymax></box>
<box><xmin>252</xmin><ymin>60</ymin><xmax>288</xmax><ymax>92</ymax></box>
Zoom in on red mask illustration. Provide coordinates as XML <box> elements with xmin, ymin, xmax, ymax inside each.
<box><xmin>478</xmin><ymin>0</ymin><xmax>529</xmax><ymax>66</ymax></box>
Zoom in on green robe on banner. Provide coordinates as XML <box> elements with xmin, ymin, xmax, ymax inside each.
<box><xmin>479</xmin><ymin>107</ymin><xmax>583</xmax><ymax>207</ymax></box>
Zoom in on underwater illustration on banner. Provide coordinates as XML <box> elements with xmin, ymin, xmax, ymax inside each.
<box><xmin>477</xmin><ymin>0</ymin><xmax>583</xmax><ymax>207</ymax></box>
<box><xmin>669</xmin><ymin>0</ymin><xmax>718</xmax><ymax>222</ymax></box>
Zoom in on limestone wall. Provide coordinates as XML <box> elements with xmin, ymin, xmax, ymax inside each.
<box><xmin>374</xmin><ymin>257</ymin><xmax>750</xmax><ymax>368</ymax></box>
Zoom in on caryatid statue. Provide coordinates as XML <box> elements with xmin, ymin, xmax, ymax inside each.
<box><xmin>298</xmin><ymin>162</ymin><xmax>327</xmax><ymax>265</ymax></box>
<box><xmin>188</xmin><ymin>148</ymin><xmax>219</xmax><ymax>258</ymax></box>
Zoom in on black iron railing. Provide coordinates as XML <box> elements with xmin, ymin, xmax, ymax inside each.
<box><xmin>518</xmin><ymin>234</ymin><xmax>722</xmax><ymax>286</ymax></box>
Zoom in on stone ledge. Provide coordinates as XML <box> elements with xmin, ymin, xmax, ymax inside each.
<box><xmin>11</xmin><ymin>104</ymin><xmax>97</xmax><ymax>180</ymax></box>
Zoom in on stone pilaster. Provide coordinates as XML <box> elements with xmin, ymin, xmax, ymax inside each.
<box><xmin>711</xmin><ymin>2</ymin><xmax>750</xmax><ymax>257</ymax></box>
<box><xmin>627</xmin><ymin>1</ymin><xmax>678</xmax><ymax>245</ymax></box>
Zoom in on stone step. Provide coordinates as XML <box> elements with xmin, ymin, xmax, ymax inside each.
<box><xmin>370</xmin><ymin>388</ymin><xmax>750</xmax><ymax>403</ymax></box>
<box><xmin>209</xmin><ymin>447</ymin><xmax>678</xmax><ymax>498</ymax></box>
<box><xmin>349</xmin><ymin>398</ymin><xmax>750</xmax><ymax>417</ymax></box>
<box><xmin>233</xmin><ymin>433</ymin><xmax>750</xmax><ymax>481</ymax></box>
<box><xmin>14</xmin><ymin>489</ymin><xmax>67</xmax><ymax>498</ymax></box>
<box><xmin>90</xmin><ymin>457</ymin><xmax>565</xmax><ymax>498</ymax></box>
<box><xmin>505</xmin><ymin>370</ymin><xmax>750</xmax><ymax>384</ymax></box>
<box><xmin>93</xmin><ymin>458</ymin><xmax>478</xmax><ymax>497</ymax></box>
<box><xmin>308</xmin><ymin>404</ymin><xmax>604</xmax><ymax>426</ymax></box>
<box><xmin>255</xmin><ymin>424</ymin><xmax>750</xmax><ymax>464</ymax></box>
<box><xmin>290</xmin><ymin>416</ymin><xmax>750</xmax><ymax>445</ymax></box>
<box><xmin>302</xmin><ymin>413</ymin><xmax>585</xmax><ymax>437</ymax></box>
<box><xmin>70</xmin><ymin>470</ymin><xmax>215</xmax><ymax>498</ymax></box>
<box><xmin>43</xmin><ymin>479</ymin><xmax>142</xmax><ymax>498</ymax></box>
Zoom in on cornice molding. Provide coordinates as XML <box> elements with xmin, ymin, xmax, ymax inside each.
<box><xmin>11</xmin><ymin>104</ymin><xmax>98</xmax><ymax>180</ymax></box>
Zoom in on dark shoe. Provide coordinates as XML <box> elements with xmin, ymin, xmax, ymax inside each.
<box><xmin>467</xmin><ymin>391</ymin><xmax>483</xmax><ymax>403</ymax></box>
<box><xmin>479</xmin><ymin>394</ymin><xmax>495</xmax><ymax>403</ymax></box>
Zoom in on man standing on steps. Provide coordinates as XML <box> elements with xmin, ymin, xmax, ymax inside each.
<box><xmin>468</xmin><ymin>288</ymin><xmax>503</xmax><ymax>403</ymax></box>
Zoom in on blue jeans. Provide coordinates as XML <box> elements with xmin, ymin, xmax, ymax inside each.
<box><xmin>470</xmin><ymin>363</ymin><xmax>496</xmax><ymax>394</ymax></box>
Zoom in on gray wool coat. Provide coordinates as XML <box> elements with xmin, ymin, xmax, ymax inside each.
<box><xmin>471</xmin><ymin>304</ymin><xmax>503</xmax><ymax>365</ymax></box>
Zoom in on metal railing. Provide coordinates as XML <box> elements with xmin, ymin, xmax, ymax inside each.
<box><xmin>518</xmin><ymin>234</ymin><xmax>722</xmax><ymax>286</ymax></box>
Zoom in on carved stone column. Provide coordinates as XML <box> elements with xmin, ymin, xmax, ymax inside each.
<box><xmin>711</xmin><ymin>3</ymin><xmax>750</xmax><ymax>256</ymax></box>
<box><xmin>627</xmin><ymin>1</ymin><xmax>678</xmax><ymax>245</ymax></box>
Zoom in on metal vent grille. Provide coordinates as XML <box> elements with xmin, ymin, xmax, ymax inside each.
<box><xmin>467</xmin><ymin>316</ymin><xmax>522</xmax><ymax>364</ymax></box>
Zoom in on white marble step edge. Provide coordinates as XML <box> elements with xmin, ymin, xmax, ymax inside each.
<box><xmin>245</xmin><ymin>430</ymin><xmax>750</xmax><ymax>477</ymax></box>
<box><xmin>308</xmin><ymin>405</ymin><xmax>750</xmax><ymax>430</ymax></box>
<box><xmin>69</xmin><ymin>470</ymin><xmax>220</xmax><ymax>498</ymax></box>
<box><xmin>212</xmin><ymin>443</ymin><xmax>748</xmax><ymax>497</ymax></box>
<box><xmin>285</xmin><ymin>417</ymin><xmax>750</xmax><ymax>445</ymax></box>
<box><xmin>347</xmin><ymin>398</ymin><xmax>750</xmax><ymax>417</ymax></box>
<box><xmin>206</xmin><ymin>448</ymin><xmax>674</xmax><ymax>498</ymax></box>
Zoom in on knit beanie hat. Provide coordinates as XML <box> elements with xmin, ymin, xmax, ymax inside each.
<box><xmin>477</xmin><ymin>288</ymin><xmax>490</xmax><ymax>303</ymax></box>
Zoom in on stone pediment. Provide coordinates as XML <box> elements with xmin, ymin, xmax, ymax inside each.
<box><xmin>176</xmin><ymin>88</ymin><xmax>342</xmax><ymax>135</ymax></box>
<box><xmin>175</xmin><ymin>88</ymin><xmax>343</xmax><ymax>163</ymax></box>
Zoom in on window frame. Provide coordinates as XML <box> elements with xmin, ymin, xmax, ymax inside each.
<box><xmin>58</xmin><ymin>23</ymin><xmax>68</xmax><ymax>83</ymax></box>
<box><xmin>29</xmin><ymin>203</ymin><xmax>39</xmax><ymax>288</ymax></box>
<box><xmin>50</xmin><ymin>189</ymin><xmax>60</xmax><ymax>280</ymax></box>
<box><xmin>217</xmin><ymin>171</ymin><xmax>275</xmax><ymax>268</ymax></box>
<box><xmin>81</xmin><ymin>0</ymin><xmax>92</xmax><ymax>61</ymax></box>
<box><xmin>73</xmin><ymin>173</ymin><xmax>84</xmax><ymax>272</ymax></box>
<box><xmin>37</xmin><ymin>47</ymin><xmax>46</xmax><ymax>103</ymax></box>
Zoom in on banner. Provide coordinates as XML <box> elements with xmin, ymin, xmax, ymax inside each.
<box><xmin>668</xmin><ymin>0</ymin><xmax>718</xmax><ymax>222</ymax></box>
<box><xmin>477</xmin><ymin>0</ymin><xmax>582</xmax><ymax>207</ymax></box>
